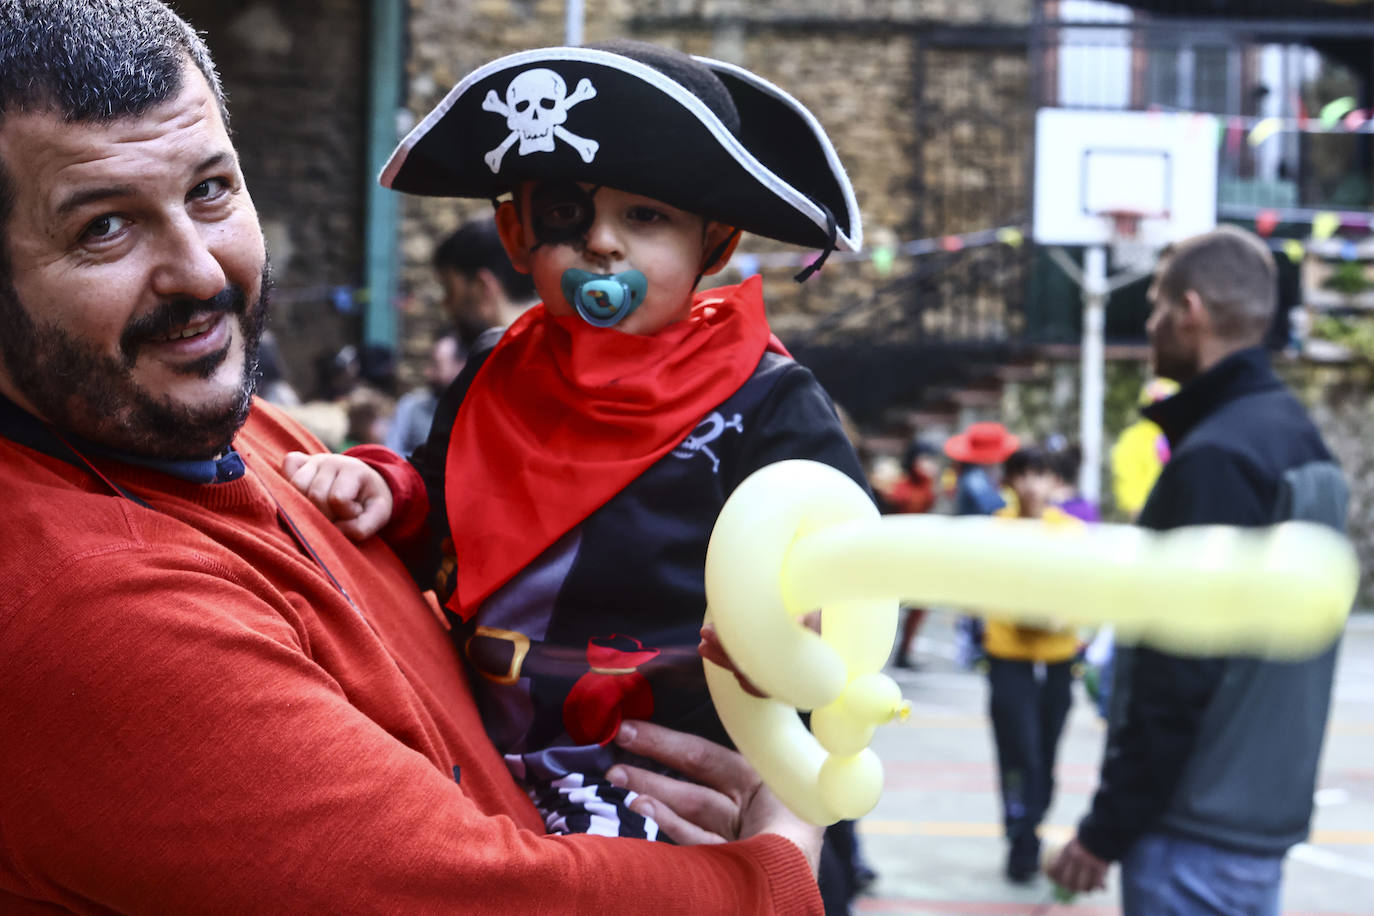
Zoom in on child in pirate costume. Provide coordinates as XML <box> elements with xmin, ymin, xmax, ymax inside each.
<box><xmin>286</xmin><ymin>40</ymin><xmax>866</xmax><ymax>845</ymax></box>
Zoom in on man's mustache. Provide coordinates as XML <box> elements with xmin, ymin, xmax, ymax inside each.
<box><xmin>119</xmin><ymin>286</ymin><xmax>248</xmax><ymax>365</ymax></box>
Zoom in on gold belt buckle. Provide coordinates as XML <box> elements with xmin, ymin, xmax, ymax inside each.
<box><xmin>465</xmin><ymin>626</ymin><xmax>532</xmax><ymax>686</ymax></box>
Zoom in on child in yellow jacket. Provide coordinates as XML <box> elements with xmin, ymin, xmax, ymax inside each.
<box><xmin>986</xmin><ymin>447</ymin><xmax>1081</xmax><ymax>883</ymax></box>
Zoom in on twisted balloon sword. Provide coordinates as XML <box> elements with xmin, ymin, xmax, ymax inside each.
<box><xmin>703</xmin><ymin>460</ymin><xmax>1359</xmax><ymax>825</ymax></box>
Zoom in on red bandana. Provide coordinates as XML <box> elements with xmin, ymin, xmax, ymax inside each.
<box><xmin>444</xmin><ymin>276</ymin><xmax>776</xmax><ymax>620</ymax></box>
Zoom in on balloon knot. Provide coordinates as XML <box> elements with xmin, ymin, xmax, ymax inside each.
<box><xmin>896</xmin><ymin>700</ymin><xmax>912</xmax><ymax>723</ymax></box>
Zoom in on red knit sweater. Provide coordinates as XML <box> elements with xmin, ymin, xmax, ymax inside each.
<box><xmin>0</xmin><ymin>400</ymin><xmax>819</xmax><ymax>915</ymax></box>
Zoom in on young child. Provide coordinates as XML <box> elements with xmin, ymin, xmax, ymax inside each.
<box><xmin>285</xmin><ymin>40</ymin><xmax>868</xmax><ymax>843</ymax></box>
<box><xmin>983</xmin><ymin>448</ymin><xmax>1080</xmax><ymax>883</ymax></box>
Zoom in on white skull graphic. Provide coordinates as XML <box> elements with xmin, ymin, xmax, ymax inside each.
<box><xmin>482</xmin><ymin>68</ymin><xmax>599</xmax><ymax>172</ymax></box>
<box><xmin>508</xmin><ymin>69</ymin><xmax>568</xmax><ymax>153</ymax></box>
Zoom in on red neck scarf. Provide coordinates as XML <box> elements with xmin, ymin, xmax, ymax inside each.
<box><xmin>444</xmin><ymin>276</ymin><xmax>775</xmax><ymax>619</ymax></box>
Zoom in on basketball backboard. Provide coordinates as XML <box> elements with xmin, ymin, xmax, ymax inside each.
<box><xmin>1032</xmin><ymin>108</ymin><xmax>1219</xmax><ymax>250</ymax></box>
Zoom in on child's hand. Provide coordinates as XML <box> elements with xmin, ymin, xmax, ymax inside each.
<box><xmin>282</xmin><ymin>451</ymin><xmax>394</xmax><ymax>541</ymax></box>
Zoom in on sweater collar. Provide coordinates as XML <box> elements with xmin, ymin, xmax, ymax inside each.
<box><xmin>0</xmin><ymin>392</ymin><xmax>245</xmax><ymax>484</ymax></box>
<box><xmin>1142</xmin><ymin>346</ymin><xmax>1282</xmax><ymax>448</ymax></box>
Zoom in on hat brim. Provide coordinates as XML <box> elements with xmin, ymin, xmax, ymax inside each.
<box><xmin>380</xmin><ymin>47</ymin><xmax>861</xmax><ymax>252</ymax></box>
<box><xmin>943</xmin><ymin>434</ymin><xmax>1020</xmax><ymax>465</ymax></box>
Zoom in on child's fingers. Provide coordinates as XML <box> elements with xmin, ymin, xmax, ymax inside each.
<box><xmin>286</xmin><ymin>452</ymin><xmax>322</xmax><ymax>493</ymax></box>
<box><xmin>336</xmin><ymin>505</ymin><xmax>387</xmax><ymax>541</ymax></box>
<box><xmin>282</xmin><ymin>451</ymin><xmax>308</xmax><ymax>479</ymax></box>
<box><xmin>326</xmin><ymin>472</ymin><xmax>366</xmax><ymax>520</ymax></box>
<box><xmin>304</xmin><ymin>462</ymin><xmax>343</xmax><ymax>515</ymax></box>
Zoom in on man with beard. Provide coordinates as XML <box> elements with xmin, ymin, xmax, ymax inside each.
<box><xmin>1048</xmin><ymin>226</ymin><xmax>1349</xmax><ymax>914</ymax></box>
<box><xmin>0</xmin><ymin>2</ymin><xmax>823</xmax><ymax>913</ymax></box>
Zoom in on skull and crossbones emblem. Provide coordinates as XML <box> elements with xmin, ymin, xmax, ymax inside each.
<box><xmin>483</xmin><ymin>69</ymin><xmax>599</xmax><ymax>173</ymax></box>
<box><xmin>672</xmin><ymin>412</ymin><xmax>745</xmax><ymax>473</ymax></box>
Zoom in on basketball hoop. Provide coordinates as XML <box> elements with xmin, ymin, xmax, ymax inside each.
<box><xmin>1102</xmin><ymin>209</ymin><xmax>1162</xmax><ymax>274</ymax></box>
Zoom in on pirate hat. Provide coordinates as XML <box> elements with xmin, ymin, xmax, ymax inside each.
<box><xmin>380</xmin><ymin>42</ymin><xmax>862</xmax><ymax>255</ymax></box>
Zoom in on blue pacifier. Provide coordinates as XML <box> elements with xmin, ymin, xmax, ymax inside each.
<box><xmin>561</xmin><ymin>268</ymin><xmax>649</xmax><ymax>328</ymax></box>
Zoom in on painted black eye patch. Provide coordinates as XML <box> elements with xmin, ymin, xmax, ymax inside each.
<box><xmin>529</xmin><ymin>181</ymin><xmax>597</xmax><ymax>246</ymax></box>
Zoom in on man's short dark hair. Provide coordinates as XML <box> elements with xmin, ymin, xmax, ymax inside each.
<box><xmin>0</xmin><ymin>0</ymin><xmax>226</xmax><ymax>275</ymax></box>
<box><xmin>1155</xmin><ymin>225</ymin><xmax>1277</xmax><ymax>343</ymax></box>
<box><xmin>432</xmin><ymin>218</ymin><xmax>536</xmax><ymax>303</ymax></box>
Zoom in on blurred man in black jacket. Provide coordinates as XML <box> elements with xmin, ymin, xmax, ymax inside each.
<box><xmin>1048</xmin><ymin>226</ymin><xmax>1348</xmax><ymax>915</ymax></box>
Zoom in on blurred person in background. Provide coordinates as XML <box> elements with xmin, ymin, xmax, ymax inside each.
<box><xmin>1045</xmin><ymin>435</ymin><xmax>1099</xmax><ymax>522</ymax></box>
<box><xmin>1049</xmin><ymin>226</ymin><xmax>1347</xmax><ymax>914</ymax></box>
<box><xmin>254</xmin><ymin>330</ymin><xmax>300</xmax><ymax>407</ymax></box>
<box><xmin>1109</xmin><ymin>377</ymin><xmax>1178</xmax><ymax>522</ymax></box>
<box><xmin>342</xmin><ymin>386</ymin><xmax>395</xmax><ymax>450</ymax></box>
<box><xmin>386</xmin><ymin>333</ymin><xmax>466</xmax><ymax>456</ymax></box>
<box><xmin>433</xmin><ymin>217</ymin><xmax>539</xmax><ymax>350</ymax></box>
<box><xmin>986</xmin><ymin>446</ymin><xmax>1080</xmax><ymax>884</ymax></box>
<box><xmin>882</xmin><ymin>436</ymin><xmax>942</xmax><ymax>669</ymax></box>
<box><xmin>944</xmin><ymin>422</ymin><xmax>1019</xmax><ymax>668</ymax></box>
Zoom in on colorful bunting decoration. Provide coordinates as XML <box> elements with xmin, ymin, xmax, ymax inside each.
<box><xmin>1312</xmin><ymin>211</ymin><xmax>1341</xmax><ymax>241</ymax></box>
<box><xmin>870</xmin><ymin>245</ymin><xmax>896</xmax><ymax>277</ymax></box>
<box><xmin>1247</xmin><ymin>117</ymin><xmax>1282</xmax><ymax>147</ymax></box>
<box><xmin>995</xmin><ymin>227</ymin><xmax>1025</xmax><ymax>248</ymax></box>
<box><xmin>1255</xmin><ymin>210</ymin><xmax>1280</xmax><ymax>238</ymax></box>
<box><xmin>1320</xmin><ymin>96</ymin><xmax>1359</xmax><ymax>129</ymax></box>
<box><xmin>1226</xmin><ymin>118</ymin><xmax>1244</xmax><ymax>155</ymax></box>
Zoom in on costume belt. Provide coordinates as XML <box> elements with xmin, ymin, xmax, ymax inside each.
<box><xmin>464</xmin><ymin>626</ymin><xmax>693</xmax><ymax>686</ymax></box>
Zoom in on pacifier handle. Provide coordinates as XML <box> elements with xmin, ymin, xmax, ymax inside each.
<box><xmin>561</xmin><ymin>269</ymin><xmax>649</xmax><ymax>328</ymax></box>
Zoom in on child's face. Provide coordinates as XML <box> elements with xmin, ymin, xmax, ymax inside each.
<box><xmin>496</xmin><ymin>182</ymin><xmax>737</xmax><ymax>336</ymax></box>
<box><xmin>1008</xmin><ymin>469</ymin><xmax>1054</xmax><ymax>511</ymax></box>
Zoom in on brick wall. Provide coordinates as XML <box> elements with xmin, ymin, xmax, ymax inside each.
<box><xmin>397</xmin><ymin>0</ymin><xmax>1034</xmax><ymax>382</ymax></box>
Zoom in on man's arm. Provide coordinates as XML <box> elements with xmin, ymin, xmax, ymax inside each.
<box><xmin>0</xmin><ymin>552</ymin><xmax>821</xmax><ymax>914</ymax></box>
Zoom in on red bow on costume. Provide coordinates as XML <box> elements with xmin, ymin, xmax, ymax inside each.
<box><xmin>563</xmin><ymin>635</ymin><xmax>661</xmax><ymax>746</ymax></box>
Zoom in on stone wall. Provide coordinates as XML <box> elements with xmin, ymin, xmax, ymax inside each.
<box><xmin>1286</xmin><ymin>363</ymin><xmax>1374</xmax><ymax>608</ymax></box>
<box><xmin>396</xmin><ymin>0</ymin><xmax>1034</xmax><ymax>382</ymax></box>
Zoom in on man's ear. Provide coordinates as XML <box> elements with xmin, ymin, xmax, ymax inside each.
<box><xmin>494</xmin><ymin>199</ymin><xmax>532</xmax><ymax>274</ymax></box>
<box><xmin>475</xmin><ymin>267</ymin><xmax>503</xmax><ymax>301</ymax></box>
<box><xmin>701</xmin><ymin>224</ymin><xmax>742</xmax><ymax>276</ymax></box>
<box><xmin>473</xmin><ymin>267</ymin><xmax>506</xmax><ymax>323</ymax></box>
<box><xmin>1181</xmin><ymin>289</ymin><xmax>1211</xmax><ymax>333</ymax></box>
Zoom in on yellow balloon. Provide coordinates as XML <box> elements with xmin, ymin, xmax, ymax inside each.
<box><xmin>704</xmin><ymin>460</ymin><xmax>1359</xmax><ymax>826</ymax></box>
<box><xmin>818</xmin><ymin>750</ymin><xmax>883</xmax><ymax>820</ymax></box>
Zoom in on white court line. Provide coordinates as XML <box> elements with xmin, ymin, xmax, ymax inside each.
<box><xmin>914</xmin><ymin>635</ymin><xmax>960</xmax><ymax>661</ymax></box>
<box><xmin>1314</xmin><ymin>787</ymin><xmax>1351</xmax><ymax>807</ymax></box>
<box><xmin>1290</xmin><ymin>843</ymin><xmax>1374</xmax><ymax>881</ymax></box>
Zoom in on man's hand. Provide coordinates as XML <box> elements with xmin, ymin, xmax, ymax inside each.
<box><xmin>282</xmin><ymin>451</ymin><xmax>393</xmax><ymax>541</ymax></box>
<box><xmin>1045</xmin><ymin>836</ymin><xmax>1109</xmax><ymax>893</ymax></box>
<box><xmin>606</xmin><ymin>720</ymin><xmax>823</xmax><ymax>877</ymax></box>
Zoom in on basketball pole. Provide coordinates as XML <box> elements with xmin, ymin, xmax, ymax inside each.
<box><xmin>1079</xmin><ymin>246</ymin><xmax>1108</xmax><ymax>506</ymax></box>
<box><xmin>1048</xmin><ymin>243</ymin><xmax>1149</xmax><ymax>508</ymax></box>
<box><xmin>565</xmin><ymin>0</ymin><xmax>584</xmax><ymax>46</ymax></box>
